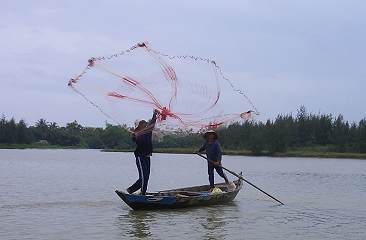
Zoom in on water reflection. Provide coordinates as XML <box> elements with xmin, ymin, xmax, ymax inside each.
<box><xmin>199</xmin><ymin>206</ymin><xmax>228</xmax><ymax>239</ymax></box>
<box><xmin>116</xmin><ymin>210</ymin><xmax>155</xmax><ymax>239</ymax></box>
<box><xmin>114</xmin><ymin>203</ymin><xmax>241</xmax><ymax>240</ymax></box>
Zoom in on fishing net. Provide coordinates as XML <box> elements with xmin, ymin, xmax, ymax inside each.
<box><xmin>68</xmin><ymin>41</ymin><xmax>258</xmax><ymax>135</ymax></box>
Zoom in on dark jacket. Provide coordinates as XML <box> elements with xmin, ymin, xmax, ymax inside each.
<box><xmin>132</xmin><ymin>114</ymin><xmax>157</xmax><ymax>157</ymax></box>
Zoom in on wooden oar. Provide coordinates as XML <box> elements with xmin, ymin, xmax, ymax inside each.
<box><xmin>196</xmin><ymin>153</ymin><xmax>284</xmax><ymax>205</ymax></box>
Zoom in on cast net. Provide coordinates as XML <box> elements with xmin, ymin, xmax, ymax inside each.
<box><xmin>68</xmin><ymin>41</ymin><xmax>258</xmax><ymax>135</ymax></box>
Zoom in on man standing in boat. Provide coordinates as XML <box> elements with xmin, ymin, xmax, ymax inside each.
<box><xmin>195</xmin><ymin>130</ymin><xmax>230</xmax><ymax>192</ymax></box>
<box><xmin>126</xmin><ymin>109</ymin><xmax>160</xmax><ymax>195</ymax></box>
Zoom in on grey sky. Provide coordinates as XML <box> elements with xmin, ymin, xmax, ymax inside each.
<box><xmin>1</xmin><ymin>1</ymin><xmax>365</xmax><ymax>127</ymax></box>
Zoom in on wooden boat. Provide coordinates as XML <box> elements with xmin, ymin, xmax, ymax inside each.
<box><xmin>115</xmin><ymin>177</ymin><xmax>243</xmax><ymax>210</ymax></box>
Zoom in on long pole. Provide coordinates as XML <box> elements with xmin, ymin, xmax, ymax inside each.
<box><xmin>196</xmin><ymin>153</ymin><xmax>284</xmax><ymax>205</ymax></box>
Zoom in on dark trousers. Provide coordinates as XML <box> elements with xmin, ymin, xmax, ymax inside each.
<box><xmin>208</xmin><ymin>163</ymin><xmax>227</xmax><ymax>189</ymax></box>
<box><xmin>128</xmin><ymin>156</ymin><xmax>151</xmax><ymax>195</ymax></box>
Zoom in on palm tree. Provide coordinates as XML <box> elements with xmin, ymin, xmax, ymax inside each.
<box><xmin>35</xmin><ymin>118</ymin><xmax>49</xmax><ymax>140</ymax></box>
<box><xmin>48</xmin><ymin>122</ymin><xmax>59</xmax><ymax>144</ymax></box>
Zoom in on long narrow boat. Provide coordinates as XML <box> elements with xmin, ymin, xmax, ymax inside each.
<box><xmin>115</xmin><ymin>176</ymin><xmax>243</xmax><ymax>210</ymax></box>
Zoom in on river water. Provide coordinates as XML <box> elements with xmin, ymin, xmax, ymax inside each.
<box><xmin>1</xmin><ymin>149</ymin><xmax>365</xmax><ymax>239</ymax></box>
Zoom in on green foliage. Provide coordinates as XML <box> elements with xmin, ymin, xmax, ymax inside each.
<box><xmin>1</xmin><ymin>106</ymin><xmax>366</xmax><ymax>156</ymax></box>
<box><xmin>248</xmin><ymin>122</ymin><xmax>265</xmax><ymax>155</ymax></box>
<box><xmin>101</xmin><ymin>123</ymin><xmax>134</xmax><ymax>149</ymax></box>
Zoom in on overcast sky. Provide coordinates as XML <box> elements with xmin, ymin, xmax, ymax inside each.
<box><xmin>1</xmin><ymin>1</ymin><xmax>365</xmax><ymax>127</ymax></box>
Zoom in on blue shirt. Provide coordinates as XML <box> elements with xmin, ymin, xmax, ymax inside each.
<box><xmin>199</xmin><ymin>140</ymin><xmax>222</xmax><ymax>163</ymax></box>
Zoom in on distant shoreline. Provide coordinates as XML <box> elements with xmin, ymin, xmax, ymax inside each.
<box><xmin>3</xmin><ymin>144</ymin><xmax>364</xmax><ymax>160</ymax></box>
<box><xmin>154</xmin><ymin>148</ymin><xmax>366</xmax><ymax>160</ymax></box>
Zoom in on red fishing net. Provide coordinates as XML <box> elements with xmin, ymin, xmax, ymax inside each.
<box><xmin>69</xmin><ymin>41</ymin><xmax>258</xmax><ymax>135</ymax></box>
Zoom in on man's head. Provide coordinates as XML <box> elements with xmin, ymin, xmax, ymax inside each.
<box><xmin>134</xmin><ymin>119</ymin><xmax>147</xmax><ymax>130</ymax></box>
<box><xmin>203</xmin><ymin>130</ymin><xmax>219</xmax><ymax>140</ymax></box>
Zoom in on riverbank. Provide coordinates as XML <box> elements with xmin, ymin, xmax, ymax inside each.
<box><xmin>153</xmin><ymin>148</ymin><xmax>366</xmax><ymax>160</ymax></box>
<box><xmin>1</xmin><ymin>144</ymin><xmax>365</xmax><ymax>159</ymax></box>
<box><xmin>102</xmin><ymin>147</ymin><xmax>366</xmax><ymax>159</ymax></box>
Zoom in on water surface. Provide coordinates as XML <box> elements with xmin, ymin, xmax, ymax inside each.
<box><xmin>1</xmin><ymin>149</ymin><xmax>365</xmax><ymax>239</ymax></box>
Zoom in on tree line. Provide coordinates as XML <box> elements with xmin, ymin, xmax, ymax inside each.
<box><xmin>1</xmin><ymin>106</ymin><xmax>366</xmax><ymax>154</ymax></box>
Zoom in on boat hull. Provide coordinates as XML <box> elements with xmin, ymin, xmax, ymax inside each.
<box><xmin>115</xmin><ymin>179</ymin><xmax>243</xmax><ymax>210</ymax></box>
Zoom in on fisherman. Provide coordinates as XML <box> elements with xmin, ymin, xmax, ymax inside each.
<box><xmin>195</xmin><ymin>130</ymin><xmax>229</xmax><ymax>192</ymax></box>
<box><xmin>126</xmin><ymin>109</ymin><xmax>160</xmax><ymax>195</ymax></box>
